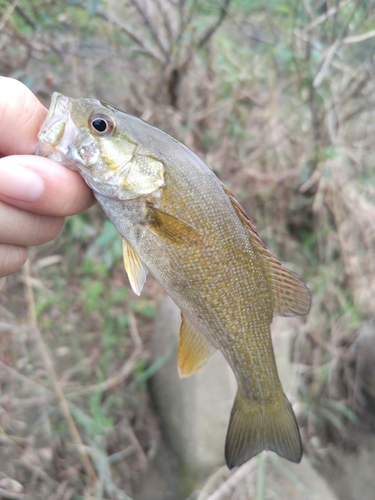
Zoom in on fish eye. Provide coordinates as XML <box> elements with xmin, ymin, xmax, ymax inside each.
<box><xmin>89</xmin><ymin>113</ymin><xmax>115</xmax><ymax>135</ymax></box>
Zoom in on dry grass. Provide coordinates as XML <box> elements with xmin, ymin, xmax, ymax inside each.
<box><xmin>0</xmin><ymin>247</ymin><xmax>160</xmax><ymax>499</ymax></box>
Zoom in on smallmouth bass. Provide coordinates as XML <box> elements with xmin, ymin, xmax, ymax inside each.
<box><xmin>36</xmin><ymin>93</ymin><xmax>311</xmax><ymax>468</ymax></box>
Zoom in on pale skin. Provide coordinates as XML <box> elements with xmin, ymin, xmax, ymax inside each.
<box><xmin>0</xmin><ymin>77</ymin><xmax>95</xmax><ymax>291</ymax></box>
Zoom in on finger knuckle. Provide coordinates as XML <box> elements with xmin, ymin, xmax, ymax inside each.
<box><xmin>0</xmin><ymin>244</ymin><xmax>28</xmax><ymax>277</ymax></box>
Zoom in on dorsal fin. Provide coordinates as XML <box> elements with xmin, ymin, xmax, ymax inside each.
<box><xmin>178</xmin><ymin>314</ymin><xmax>217</xmax><ymax>378</ymax></box>
<box><xmin>222</xmin><ymin>184</ymin><xmax>311</xmax><ymax>317</ymax></box>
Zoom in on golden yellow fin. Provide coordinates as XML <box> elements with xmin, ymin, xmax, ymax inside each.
<box><xmin>178</xmin><ymin>314</ymin><xmax>216</xmax><ymax>378</ymax></box>
<box><xmin>144</xmin><ymin>204</ymin><xmax>202</xmax><ymax>247</ymax></box>
<box><xmin>225</xmin><ymin>390</ymin><xmax>302</xmax><ymax>468</ymax></box>
<box><xmin>222</xmin><ymin>184</ymin><xmax>311</xmax><ymax>317</ymax></box>
<box><xmin>122</xmin><ymin>238</ymin><xmax>148</xmax><ymax>295</ymax></box>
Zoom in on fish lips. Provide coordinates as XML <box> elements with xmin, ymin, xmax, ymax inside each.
<box><xmin>35</xmin><ymin>93</ymin><xmax>82</xmax><ymax>171</ymax></box>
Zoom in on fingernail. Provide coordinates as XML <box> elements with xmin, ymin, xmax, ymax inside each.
<box><xmin>0</xmin><ymin>161</ymin><xmax>45</xmax><ymax>202</ymax></box>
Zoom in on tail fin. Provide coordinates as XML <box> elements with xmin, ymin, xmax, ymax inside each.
<box><xmin>225</xmin><ymin>391</ymin><xmax>302</xmax><ymax>468</ymax></box>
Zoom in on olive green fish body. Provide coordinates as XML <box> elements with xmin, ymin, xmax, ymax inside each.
<box><xmin>96</xmin><ymin>159</ymin><xmax>278</xmax><ymax>394</ymax></box>
<box><xmin>36</xmin><ymin>93</ymin><xmax>311</xmax><ymax>467</ymax></box>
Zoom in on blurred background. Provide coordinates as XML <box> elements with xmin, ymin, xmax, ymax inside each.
<box><xmin>1</xmin><ymin>0</ymin><xmax>375</xmax><ymax>499</ymax></box>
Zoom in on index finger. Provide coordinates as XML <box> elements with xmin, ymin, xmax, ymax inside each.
<box><xmin>0</xmin><ymin>77</ymin><xmax>48</xmax><ymax>156</ymax></box>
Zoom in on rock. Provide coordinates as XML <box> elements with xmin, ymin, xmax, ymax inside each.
<box><xmin>150</xmin><ymin>297</ymin><xmax>340</xmax><ymax>500</ymax></box>
<box><xmin>150</xmin><ymin>295</ymin><xmax>236</xmax><ymax>479</ymax></box>
<box><xmin>351</xmin><ymin>321</ymin><xmax>375</xmax><ymax>409</ymax></box>
<box><xmin>187</xmin><ymin>454</ymin><xmax>340</xmax><ymax>500</ymax></box>
<box><xmin>279</xmin><ymin>456</ymin><xmax>340</xmax><ymax>500</ymax></box>
<box><xmin>312</xmin><ymin>435</ymin><xmax>375</xmax><ymax>500</ymax></box>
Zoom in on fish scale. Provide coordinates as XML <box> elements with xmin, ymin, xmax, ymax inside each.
<box><xmin>36</xmin><ymin>92</ymin><xmax>311</xmax><ymax>468</ymax></box>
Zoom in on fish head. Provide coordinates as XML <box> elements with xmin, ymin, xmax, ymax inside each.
<box><xmin>36</xmin><ymin>93</ymin><xmax>165</xmax><ymax>200</ymax></box>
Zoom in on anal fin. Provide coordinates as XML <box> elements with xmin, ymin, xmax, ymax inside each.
<box><xmin>122</xmin><ymin>238</ymin><xmax>148</xmax><ymax>295</ymax></box>
<box><xmin>178</xmin><ymin>314</ymin><xmax>216</xmax><ymax>378</ymax></box>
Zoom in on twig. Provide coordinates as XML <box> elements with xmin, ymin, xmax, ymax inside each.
<box><xmin>125</xmin><ymin>425</ymin><xmax>148</xmax><ymax>471</ymax></box>
<box><xmin>128</xmin><ymin>308</ymin><xmax>143</xmax><ymax>349</ymax></box>
<box><xmin>94</xmin><ymin>5</ymin><xmax>164</xmax><ymax>62</ymax></box>
<box><xmin>108</xmin><ymin>445</ymin><xmax>135</xmax><ymax>464</ymax></box>
<box><xmin>129</xmin><ymin>0</ymin><xmax>169</xmax><ymax>58</ymax></box>
<box><xmin>0</xmin><ymin>487</ymin><xmax>26</xmax><ymax>500</ymax></box>
<box><xmin>154</xmin><ymin>0</ymin><xmax>174</xmax><ymax>44</ymax></box>
<box><xmin>344</xmin><ymin>28</ymin><xmax>375</xmax><ymax>44</ymax></box>
<box><xmin>66</xmin><ymin>309</ymin><xmax>143</xmax><ymax>397</ymax></box>
<box><xmin>195</xmin><ymin>467</ymin><xmax>229</xmax><ymax>499</ymax></box>
<box><xmin>47</xmin><ymin>479</ymin><xmax>70</xmax><ymax>500</ymax></box>
<box><xmin>14</xmin><ymin>4</ymin><xmax>37</xmax><ymax>30</ymax></box>
<box><xmin>197</xmin><ymin>0</ymin><xmax>231</xmax><ymax>49</ymax></box>
<box><xmin>0</xmin><ymin>360</ymin><xmax>51</xmax><ymax>393</ymax></box>
<box><xmin>60</xmin><ymin>351</ymin><xmax>100</xmax><ymax>383</ymax></box>
<box><xmin>22</xmin><ymin>260</ymin><xmax>98</xmax><ymax>488</ymax></box>
<box><xmin>313</xmin><ymin>38</ymin><xmax>342</xmax><ymax>88</ymax></box>
<box><xmin>205</xmin><ymin>460</ymin><xmax>256</xmax><ymax>500</ymax></box>
<box><xmin>173</xmin><ymin>0</ymin><xmax>196</xmax><ymax>48</ymax></box>
<box><xmin>0</xmin><ymin>0</ymin><xmax>21</xmax><ymax>32</ymax></box>
<box><xmin>256</xmin><ymin>454</ymin><xmax>265</xmax><ymax>500</ymax></box>
<box><xmin>65</xmin><ymin>347</ymin><xmax>143</xmax><ymax>397</ymax></box>
<box><xmin>301</xmin><ymin>0</ymin><xmax>351</xmax><ymax>34</ymax></box>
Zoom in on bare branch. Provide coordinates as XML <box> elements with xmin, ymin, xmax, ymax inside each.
<box><xmin>197</xmin><ymin>0</ymin><xmax>231</xmax><ymax>49</ymax></box>
<box><xmin>94</xmin><ymin>5</ymin><xmax>165</xmax><ymax>62</ymax></box>
<box><xmin>14</xmin><ymin>4</ymin><xmax>37</xmax><ymax>30</ymax></box>
<box><xmin>154</xmin><ymin>0</ymin><xmax>174</xmax><ymax>44</ymax></box>
<box><xmin>0</xmin><ymin>0</ymin><xmax>21</xmax><ymax>33</ymax></box>
<box><xmin>23</xmin><ymin>260</ymin><xmax>98</xmax><ymax>488</ymax></box>
<box><xmin>0</xmin><ymin>487</ymin><xmax>26</xmax><ymax>500</ymax></box>
<box><xmin>344</xmin><ymin>28</ymin><xmax>375</xmax><ymax>44</ymax></box>
<box><xmin>65</xmin><ymin>347</ymin><xmax>144</xmax><ymax>397</ymax></box>
<box><xmin>301</xmin><ymin>0</ymin><xmax>351</xmax><ymax>34</ymax></box>
<box><xmin>313</xmin><ymin>0</ymin><xmax>365</xmax><ymax>87</ymax></box>
<box><xmin>175</xmin><ymin>0</ymin><xmax>198</xmax><ymax>48</ymax></box>
<box><xmin>204</xmin><ymin>461</ymin><xmax>256</xmax><ymax>500</ymax></box>
<box><xmin>129</xmin><ymin>0</ymin><xmax>169</xmax><ymax>58</ymax></box>
<box><xmin>313</xmin><ymin>38</ymin><xmax>342</xmax><ymax>88</ymax></box>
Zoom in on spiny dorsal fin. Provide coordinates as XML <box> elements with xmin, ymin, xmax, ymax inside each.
<box><xmin>144</xmin><ymin>204</ymin><xmax>202</xmax><ymax>247</ymax></box>
<box><xmin>222</xmin><ymin>184</ymin><xmax>311</xmax><ymax>317</ymax></box>
<box><xmin>178</xmin><ymin>314</ymin><xmax>216</xmax><ymax>378</ymax></box>
<box><xmin>122</xmin><ymin>238</ymin><xmax>148</xmax><ymax>295</ymax></box>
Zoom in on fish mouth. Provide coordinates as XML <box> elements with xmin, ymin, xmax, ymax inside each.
<box><xmin>45</xmin><ymin>92</ymin><xmax>61</xmax><ymax>122</ymax></box>
<box><xmin>37</xmin><ymin>93</ymin><xmax>69</xmax><ymax>149</ymax></box>
<box><xmin>35</xmin><ymin>93</ymin><xmax>81</xmax><ymax>171</ymax></box>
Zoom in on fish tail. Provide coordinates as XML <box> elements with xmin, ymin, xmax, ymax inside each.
<box><xmin>225</xmin><ymin>390</ymin><xmax>302</xmax><ymax>468</ymax></box>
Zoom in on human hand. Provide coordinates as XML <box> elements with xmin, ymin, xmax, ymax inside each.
<box><xmin>0</xmin><ymin>77</ymin><xmax>95</xmax><ymax>291</ymax></box>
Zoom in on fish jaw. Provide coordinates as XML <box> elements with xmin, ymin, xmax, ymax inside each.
<box><xmin>35</xmin><ymin>93</ymin><xmax>81</xmax><ymax>170</ymax></box>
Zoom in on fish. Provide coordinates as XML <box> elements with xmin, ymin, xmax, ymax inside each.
<box><xmin>35</xmin><ymin>92</ymin><xmax>311</xmax><ymax>468</ymax></box>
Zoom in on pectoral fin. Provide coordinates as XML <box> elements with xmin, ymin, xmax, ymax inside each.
<box><xmin>178</xmin><ymin>314</ymin><xmax>216</xmax><ymax>378</ymax></box>
<box><xmin>144</xmin><ymin>205</ymin><xmax>202</xmax><ymax>247</ymax></box>
<box><xmin>122</xmin><ymin>238</ymin><xmax>148</xmax><ymax>295</ymax></box>
<box><xmin>222</xmin><ymin>184</ymin><xmax>311</xmax><ymax>317</ymax></box>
